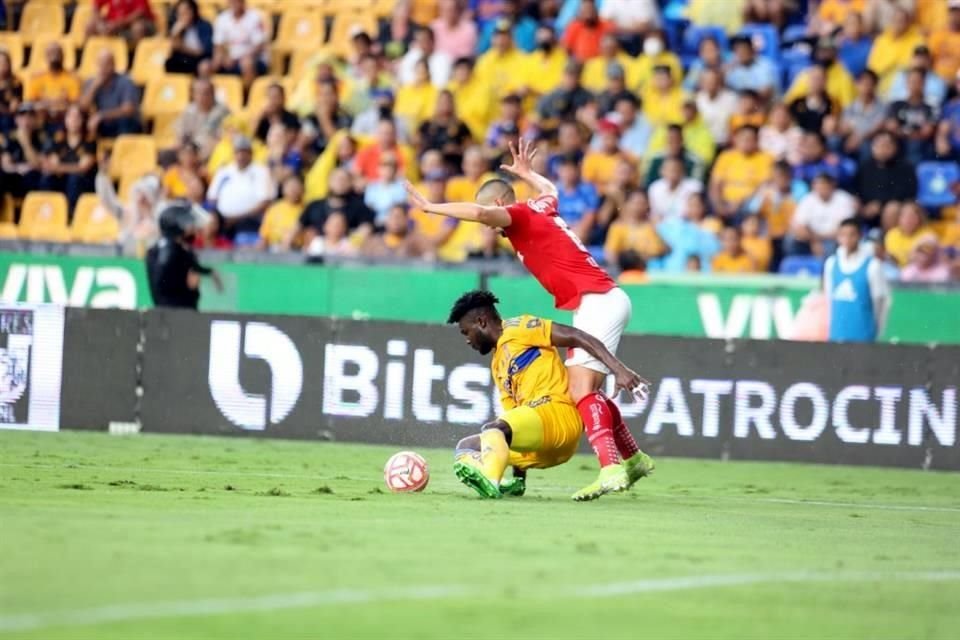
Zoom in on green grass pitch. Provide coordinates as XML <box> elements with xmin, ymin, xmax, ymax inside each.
<box><xmin>1</xmin><ymin>430</ymin><xmax>958</xmax><ymax>639</ymax></box>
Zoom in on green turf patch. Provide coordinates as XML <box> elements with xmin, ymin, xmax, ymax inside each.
<box><xmin>1</xmin><ymin>431</ymin><xmax>958</xmax><ymax>639</ymax></box>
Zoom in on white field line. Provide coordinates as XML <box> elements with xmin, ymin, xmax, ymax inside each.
<box><xmin>2</xmin><ymin>571</ymin><xmax>959</xmax><ymax>633</ymax></box>
<box><xmin>2</xmin><ymin>463</ymin><xmax>960</xmax><ymax>514</ymax></box>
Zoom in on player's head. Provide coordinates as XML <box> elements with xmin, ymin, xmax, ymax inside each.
<box><xmin>476</xmin><ymin>179</ymin><xmax>516</xmax><ymax>206</ymax></box>
<box><xmin>837</xmin><ymin>218</ymin><xmax>861</xmax><ymax>252</ymax></box>
<box><xmin>448</xmin><ymin>290</ymin><xmax>502</xmax><ymax>355</ymax></box>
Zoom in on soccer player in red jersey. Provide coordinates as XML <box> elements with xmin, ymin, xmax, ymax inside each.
<box><xmin>406</xmin><ymin>139</ymin><xmax>655</xmax><ymax>501</ymax></box>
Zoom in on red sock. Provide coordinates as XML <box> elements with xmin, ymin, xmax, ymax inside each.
<box><xmin>605</xmin><ymin>395</ymin><xmax>640</xmax><ymax>458</ymax></box>
<box><xmin>576</xmin><ymin>392</ymin><xmax>621</xmax><ymax>468</ymax></box>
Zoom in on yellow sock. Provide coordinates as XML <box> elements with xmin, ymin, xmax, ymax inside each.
<box><xmin>480</xmin><ymin>429</ymin><xmax>509</xmax><ymax>485</ymax></box>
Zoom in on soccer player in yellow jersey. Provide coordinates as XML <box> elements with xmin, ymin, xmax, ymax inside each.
<box><xmin>448</xmin><ymin>290</ymin><xmax>651</xmax><ymax>499</ymax></box>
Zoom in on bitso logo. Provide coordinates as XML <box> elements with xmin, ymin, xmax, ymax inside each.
<box><xmin>208</xmin><ymin>321</ymin><xmax>303</xmax><ymax>430</ymax></box>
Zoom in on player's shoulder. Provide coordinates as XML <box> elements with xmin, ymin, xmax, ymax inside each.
<box><xmin>502</xmin><ymin>315</ymin><xmax>547</xmax><ymax>336</ymax></box>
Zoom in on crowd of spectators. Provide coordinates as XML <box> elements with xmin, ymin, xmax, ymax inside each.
<box><xmin>1</xmin><ymin>0</ymin><xmax>960</xmax><ymax>283</ymax></box>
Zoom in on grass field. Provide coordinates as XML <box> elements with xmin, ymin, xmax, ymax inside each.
<box><xmin>1</xmin><ymin>431</ymin><xmax>958</xmax><ymax>639</ymax></box>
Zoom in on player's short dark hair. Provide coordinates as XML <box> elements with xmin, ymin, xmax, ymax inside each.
<box><xmin>448</xmin><ymin>290</ymin><xmax>500</xmax><ymax>324</ymax></box>
<box><xmin>476</xmin><ymin>178</ymin><xmax>516</xmax><ymax>204</ymax></box>
<box><xmin>839</xmin><ymin>218</ymin><xmax>861</xmax><ymax>233</ymax></box>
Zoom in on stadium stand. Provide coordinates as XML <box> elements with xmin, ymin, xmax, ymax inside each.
<box><xmin>0</xmin><ymin>0</ymin><xmax>957</xmax><ymax>281</ymax></box>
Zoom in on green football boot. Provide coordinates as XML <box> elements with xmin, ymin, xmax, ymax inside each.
<box><xmin>453</xmin><ymin>461</ymin><xmax>502</xmax><ymax>499</ymax></box>
<box><xmin>499</xmin><ymin>476</ymin><xmax>526</xmax><ymax>497</ymax></box>
<box><xmin>571</xmin><ymin>463</ymin><xmax>630</xmax><ymax>501</ymax></box>
<box><xmin>624</xmin><ymin>451</ymin><xmax>656</xmax><ymax>488</ymax></box>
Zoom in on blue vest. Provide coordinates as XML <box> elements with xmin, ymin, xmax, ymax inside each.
<box><xmin>829</xmin><ymin>255</ymin><xmax>877</xmax><ymax>342</ymax></box>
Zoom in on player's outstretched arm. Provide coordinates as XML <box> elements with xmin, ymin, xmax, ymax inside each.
<box><xmin>499</xmin><ymin>139</ymin><xmax>558</xmax><ymax>198</ymax></box>
<box><xmin>550</xmin><ymin>323</ymin><xmax>649</xmax><ymax>395</ymax></box>
<box><xmin>405</xmin><ymin>181</ymin><xmax>513</xmax><ymax>228</ymax></box>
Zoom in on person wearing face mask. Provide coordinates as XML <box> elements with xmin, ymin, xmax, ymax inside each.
<box><xmin>561</xmin><ymin>0</ymin><xmax>615</xmax><ymax>63</ymax></box>
<box><xmin>146</xmin><ymin>203</ymin><xmax>222</xmax><ymax>310</ymax></box>
<box><xmin>599</xmin><ymin>0</ymin><xmax>661</xmax><ymax>55</ymax></box>
<box><xmin>521</xmin><ymin>25</ymin><xmax>569</xmax><ymax>99</ymax></box>
<box><xmin>633</xmin><ymin>31</ymin><xmax>682</xmax><ymax>93</ymax></box>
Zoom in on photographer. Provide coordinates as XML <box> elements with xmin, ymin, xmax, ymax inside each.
<box><xmin>146</xmin><ymin>203</ymin><xmax>222</xmax><ymax>310</ymax></box>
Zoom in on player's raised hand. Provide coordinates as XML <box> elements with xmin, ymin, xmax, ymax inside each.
<box><xmin>500</xmin><ymin>138</ymin><xmax>538</xmax><ymax>177</ymax></box>
<box><xmin>404</xmin><ymin>181</ymin><xmax>431</xmax><ymax>210</ymax></box>
<box><xmin>611</xmin><ymin>365</ymin><xmax>651</xmax><ymax>399</ymax></box>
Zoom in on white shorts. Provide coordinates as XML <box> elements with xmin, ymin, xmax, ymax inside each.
<box><xmin>565</xmin><ymin>287</ymin><xmax>632</xmax><ymax>374</ymax></box>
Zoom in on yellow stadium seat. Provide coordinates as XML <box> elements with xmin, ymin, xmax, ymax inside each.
<box><xmin>109</xmin><ymin>134</ymin><xmax>158</xmax><ymax>181</ymax></box>
<box><xmin>372</xmin><ymin>0</ymin><xmax>393</xmax><ymax>17</ymax></box>
<box><xmin>150</xmin><ymin>1</ymin><xmax>169</xmax><ymax>34</ymax></box>
<box><xmin>410</xmin><ymin>0</ymin><xmax>437</xmax><ymax>24</ymax></box>
<box><xmin>328</xmin><ymin>11</ymin><xmax>378</xmax><ymax>57</ymax></box>
<box><xmin>130</xmin><ymin>37</ymin><xmax>171</xmax><ymax>85</ymax></box>
<box><xmin>0</xmin><ymin>223</ymin><xmax>17</xmax><ymax>240</ymax></box>
<box><xmin>152</xmin><ymin>111</ymin><xmax>180</xmax><ymax>149</ymax></box>
<box><xmin>19</xmin><ymin>192</ymin><xmax>70</xmax><ymax>243</ymax></box>
<box><xmin>245</xmin><ymin>75</ymin><xmax>294</xmax><ymax>115</ymax></box>
<box><xmin>322</xmin><ymin>0</ymin><xmax>370</xmax><ymax>16</ymax></box>
<box><xmin>0</xmin><ymin>34</ymin><xmax>25</xmax><ymax>72</ymax></box>
<box><xmin>71</xmin><ymin>194</ymin><xmax>120</xmax><ymax>244</ymax></box>
<box><xmin>67</xmin><ymin>3</ymin><xmax>94</xmax><ymax>47</ymax></box>
<box><xmin>0</xmin><ymin>194</ymin><xmax>14</xmax><ymax>223</ymax></box>
<box><xmin>26</xmin><ymin>35</ymin><xmax>77</xmax><ymax>73</ymax></box>
<box><xmin>211</xmin><ymin>74</ymin><xmax>244</xmax><ymax>112</ymax></box>
<box><xmin>275</xmin><ymin>11</ymin><xmax>325</xmax><ymax>53</ymax></box>
<box><xmin>197</xmin><ymin>2</ymin><xmax>219</xmax><ymax>22</ymax></box>
<box><xmin>78</xmin><ymin>37</ymin><xmax>129</xmax><ymax>79</ymax></box>
<box><xmin>19</xmin><ymin>2</ymin><xmax>66</xmax><ymax>44</ymax></box>
<box><xmin>142</xmin><ymin>73</ymin><xmax>191</xmax><ymax>119</ymax></box>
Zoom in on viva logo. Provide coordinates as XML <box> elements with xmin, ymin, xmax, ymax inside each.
<box><xmin>0</xmin><ymin>264</ymin><xmax>137</xmax><ymax>309</ymax></box>
<box><xmin>697</xmin><ymin>293</ymin><xmax>800</xmax><ymax>340</ymax></box>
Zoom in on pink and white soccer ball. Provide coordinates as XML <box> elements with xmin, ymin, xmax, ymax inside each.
<box><xmin>384</xmin><ymin>451</ymin><xmax>429</xmax><ymax>492</ymax></box>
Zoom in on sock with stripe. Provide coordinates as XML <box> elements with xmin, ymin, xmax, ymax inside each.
<box><xmin>576</xmin><ymin>392</ymin><xmax>621</xmax><ymax>468</ymax></box>
<box><xmin>605</xmin><ymin>394</ymin><xmax>641</xmax><ymax>459</ymax></box>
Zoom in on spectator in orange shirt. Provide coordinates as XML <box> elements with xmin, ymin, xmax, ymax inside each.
<box><xmin>930</xmin><ymin>1</ymin><xmax>960</xmax><ymax>82</ymax></box>
<box><xmin>712</xmin><ymin>226</ymin><xmax>758</xmax><ymax>273</ymax></box>
<box><xmin>87</xmin><ymin>0</ymin><xmax>157</xmax><ymax>47</ymax></box>
<box><xmin>561</xmin><ymin>0</ymin><xmax>615</xmax><ymax>62</ymax></box>
<box><xmin>354</xmin><ymin>119</ymin><xmax>410</xmax><ymax>182</ymax></box>
<box><xmin>582</xmin><ymin>117</ymin><xmax>622</xmax><ymax>188</ymax></box>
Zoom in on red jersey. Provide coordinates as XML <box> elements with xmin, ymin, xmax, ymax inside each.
<box><xmin>504</xmin><ymin>195</ymin><xmax>615</xmax><ymax>311</ymax></box>
<box><xmin>96</xmin><ymin>0</ymin><xmax>154</xmax><ymax>23</ymax></box>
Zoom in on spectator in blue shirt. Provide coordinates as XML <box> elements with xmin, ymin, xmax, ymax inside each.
<box><xmin>652</xmin><ymin>192</ymin><xmax>720</xmax><ymax>273</ymax></box>
<box><xmin>939</xmin><ymin>78</ymin><xmax>960</xmax><ymax>153</ymax></box>
<box><xmin>837</xmin><ymin>12</ymin><xmax>873</xmax><ymax>78</ymax></box>
<box><xmin>555</xmin><ymin>152</ymin><xmax>599</xmax><ymax>243</ymax></box>
<box><xmin>725</xmin><ymin>34</ymin><xmax>780</xmax><ymax>100</ymax></box>
<box><xmin>684</xmin><ymin>36</ymin><xmax>725</xmax><ymax>92</ymax></box>
<box><xmin>476</xmin><ymin>0</ymin><xmax>537</xmax><ymax>53</ymax></box>
<box><xmin>887</xmin><ymin>46</ymin><xmax>947</xmax><ymax>108</ymax></box>
<box><xmin>590</xmin><ymin>93</ymin><xmax>652</xmax><ymax>159</ymax></box>
<box><xmin>794</xmin><ymin>130</ymin><xmax>856</xmax><ymax>188</ymax></box>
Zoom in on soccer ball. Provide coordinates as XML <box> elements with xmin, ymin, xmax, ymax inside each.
<box><xmin>383</xmin><ymin>451</ymin><xmax>429</xmax><ymax>493</ymax></box>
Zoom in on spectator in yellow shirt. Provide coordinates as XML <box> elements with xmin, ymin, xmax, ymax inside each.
<box><xmin>582</xmin><ymin>118</ymin><xmax>622</xmax><ymax>188</ymax></box>
<box><xmin>642</xmin><ymin>65</ymin><xmax>686</xmax><ymax>126</ymax></box>
<box><xmin>521</xmin><ymin>25</ymin><xmax>569</xmax><ymax>99</ymax></box>
<box><xmin>162</xmin><ymin>141</ymin><xmax>205</xmax><ymax>199</ymax></box>
<box><xmin>884</xmin><ymin>201</ymin><xmax>933</xmax><ymax>266</ymax></box>
<box><xmin>785</xmin><ymin>38</ymin><xmax>856</xmax><ymax>108</ymax></box>
<box><xmin>474</xmin><ymin>21</ymin><xmax>529</xmax><ymax>98</ymax></box>
<box><xmin>259</xmin><ymin>174</ymin><xmax>305</xmax><ymax>251</ymax></box>
<box><xmin>582</xmin><ymin>34</ymin><xmax>639</xmax><ymax>93</ymax></box>
<box><xmin>604</xmin><ymin>189</ymin><xmax>667</xmax><ymax>266</ymax></box>
<box><xmin>867</xmin><ymin>7</ymin><xmax>925</xmax><ymax>92</ymax></box>
<box><xmin>632</xmin><ymin>31</ymin><xmax>683</xmax><ymax>93</ymax></box>
<box><xmin>709</xmin><ymin>125</ymin><xmax>774</xmax><ymax>220</ymax></box>
<box><xmin>741</xmin><ymin>214</ymin><xmax>773</xmax><ymax>272</ymax></box>
<box><xmin>446</xmin><ymin>146</ymin><xmax>496</xmax><ymax>202</ymax></box>
<box><xmin>929</xmin><ymin>3</ymin><xmax>960</xmax><ymax>82</ymax></box>
<box><xmin>447</xmin><ymin>57</ymin><xmax>494</xmax><ymax>140</ymax></box>
<box><xmin>755</xmin><ymin>160</ymin><xmax>799</xmax><ymax>242</ymax></box>
<box><xmin>712</xmin><ymin>226</ymin><xmax>758</xmax><ymax>273</ymax></box>
<box><xmin>24</xmin><ymin>43</ymin><xmax>81</xmax><ymax>122</ymax></box>
<box><xmin>815</xmin><ymin>0</ymin><xmax>865</xmax><ymax>32</ymax></box>
<box><xmin>395</xmin><ymin>59</ymin><xmax>439</xmax><ymax>130</ymax></box>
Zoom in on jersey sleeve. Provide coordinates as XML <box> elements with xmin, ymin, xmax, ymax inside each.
<box><xmin>502</xmin><ymin>315</ymin><xmax>554</xmax><ymax>349</ymax></box>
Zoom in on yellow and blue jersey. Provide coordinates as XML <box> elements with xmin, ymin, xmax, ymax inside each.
<box><xmin>491</xmin><ymin>315</ymin><xmax>572</xmax><ymax>411</ymax></box>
